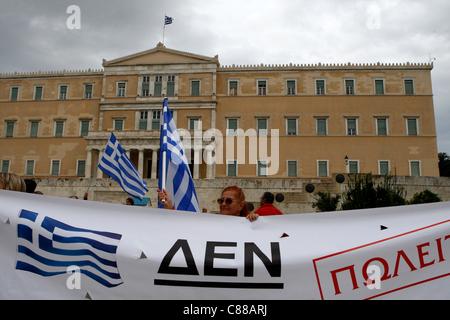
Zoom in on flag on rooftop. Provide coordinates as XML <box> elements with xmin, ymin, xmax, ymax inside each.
<box><xmin>165</xmin><ymin>15</ymin><xmax>173</xmax><ymax>25</ymax></box>
<box><xmin>98</xmin><ymin>132</ymin><xmax>148</xmax><ymax>200</ymax></box>
<box><xmin>159</xmin><ymin>98</ymin><xmax>200</xmax><ymax>212</ymax></box>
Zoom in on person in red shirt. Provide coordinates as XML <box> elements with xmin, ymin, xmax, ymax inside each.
<box><xmin>247</xmin><ymin>192</ymin><xmax>283</xmax><ymax>221</ymax></box>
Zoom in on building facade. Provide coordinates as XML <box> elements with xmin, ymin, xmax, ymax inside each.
<box><xmin>0</xmin><ymin>43</ymin><xmax>439</xmax><ymax>184</ymax></box>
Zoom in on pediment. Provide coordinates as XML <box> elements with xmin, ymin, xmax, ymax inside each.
<box><xmin>103</xmin><ymin>43</ymin><xmax>219</xmax><ymax>67</ymax></box>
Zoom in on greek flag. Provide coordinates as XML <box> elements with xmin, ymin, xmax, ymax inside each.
<box><xmin>98</xmin><ymin>132</ymin><xmax>148</xmax><ymax>200</ymax></box>
<box><xmin>15</xmin><ymin>209</ymin><xmax>123</xmax><ymax>288</ymax></box>
<box><xmin>159</xmin><ymin>98</ymin><xmax>200</xmax><ymax>212</ymax></box>
<box><xmin>165</xmin><ymin>15</ymin><xmax>173</xmax><ymax>25</ymax></box>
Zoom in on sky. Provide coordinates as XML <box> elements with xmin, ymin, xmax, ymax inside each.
<box><xmin>1</xmin><ymin>0</ymin><xmax>449</xmax><ymax>152</ymax></box>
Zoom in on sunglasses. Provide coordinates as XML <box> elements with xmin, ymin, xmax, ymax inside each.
<box><xmin>217</xmin><ymin>198</ymin><xmax>240</xmax><ymax>205</ymax></box>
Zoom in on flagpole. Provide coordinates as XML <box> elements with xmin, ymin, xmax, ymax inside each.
<box><xmin>161</xmin><ymin>98</ymin><xmax>167</xmax><ymax>204</ymax></box>
<box><xmin>163</xmin><ymin>13</ymin><xmax>166</xmax><ymax>46</ymax></box>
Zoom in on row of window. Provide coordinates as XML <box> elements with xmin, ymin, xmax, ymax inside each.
<box><xmin>226</xmin><ymin>117</ymin><xmax>420</xmax><ymax>136</ymax></box>
<box><xmin>1</xmin><ymin>159</ymin><xmax>86</xmax><ymax>176</ymax></box>
<box><xmin>229</xmin><ymin>78</ymin><xmax>416</xmax><ymax>96</ymax></box>
<box><xmin>1</xmin><ymin>158</ymin><xmax>422</xmax><ymax>178</ymax></box>
<box><xmin>9</xmin><ymin>84</ymin><xmax>94</xmax><ymax>101</ymax></box>
<box><xmin>226</xmin><ymin>160</ymin><xmax>422</xmax><ymax>178</ymax></box>
<box><xmin>4</xmin><ymin>120</ymin><xmax>91</xmax><ymax>138</ymax></box>
<box><xmin>6</xmin><ymin>76</ymin><xmax>417</xmax><ymax>101</ymax></box>
<box><xmin>3</xmin><ymin>115</ymin><xmax>420</xmax><ymax>138</ymax></box>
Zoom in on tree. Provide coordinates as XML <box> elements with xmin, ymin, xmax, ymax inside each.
<box><xmin>407</xmin><ymin>189</ymin><xmax>442</xmax><ymax>205</ymax></box>
<box><xmin>312</xmin><ymin>191</ymin><xmax>341</xmax><ymax>212</ymax></box>
<box><xmin>438</xmin><ymin>152</ymin><xmax>450</xmax><ymax>177</ymax></box>
<box><xmin>341</xmin><ymin>173</ymin><xmax>407</xmax><ymax>210</ymax></box>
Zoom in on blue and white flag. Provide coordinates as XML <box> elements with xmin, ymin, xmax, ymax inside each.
<box><xmin>98</xmin><ymin>132</ymin><xmax>148</xmax><ymax>200</ymax></box>
<box><xmin>165</xmin><ymin>15</ymin><xmax>173</xmax><ymax>25</ymax></box>
<box><xmin>15</xmin><ymin>209</ymin><xmax>123</xmax><ymax>288</ymax></box>
<box><xmin>159</xmin><ymin>98</ymin><xmax>200</xmax><ymax>212</ymax></box>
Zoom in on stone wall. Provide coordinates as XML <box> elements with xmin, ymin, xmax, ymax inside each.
<box><xmin>30</xmin><ymin>174</ymin><xmax>450</xmax><ymax>214</ymax></box>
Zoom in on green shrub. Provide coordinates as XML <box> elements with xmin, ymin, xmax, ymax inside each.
<box><xmin>312</xmin><ymin>191</ymin><xmax>341</xmax><ymax>212</ymax></box>
<box><xmin>407</xmin><ymin>189</ymin><xmax>442</xmax><ymax>205</ymax></box>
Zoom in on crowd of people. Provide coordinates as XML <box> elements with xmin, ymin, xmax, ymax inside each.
<box><xmin>1</xmin><ymin>173</ymin><xmax>284</xmax><ymax>220</ymax></box>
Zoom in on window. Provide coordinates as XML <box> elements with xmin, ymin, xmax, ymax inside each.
<box><xmin>77</xmin><ymin>160</ymin><xmax>86</xmax><ymax>176</ymax></box>
<box><xmin>114</xmin><ymin>119</ymin><xmax>124</xmax><ymax>131</ymax></box>
<box><xmin>379</xmin><ymin>161</ymin><xmax>390</xmax><ymax>175</ymax></box>
<box><xmin>316</xmin><ymin>79</ymin><xmax>325</xmax><ymax>95</ymax></box>
<box><xmin>6</xmin><ymin>122</ymin><xmax>15</xmax><ymax>138</ymax></box>
<box><xmin>377</xmin><ymin>118</ymin><xmax>388</xmax><ymax>136</ymax></box>
<box><xmin>51</xmin><ymin>160</ymin><xmax>60</xmax><ymax>176</ymax></box>
<box><xmin>229</xmin><ymin>81</ymin><xmax>238</xmax><ymax>96</ymax></box>
<box><xmin>345</xmin><ymin>79</ymin><xmax>355</xmax><ymax>95</ymax></box>
<box><xmin>227</xmin><ymin>118</ymin><xmax>238</xmax><ymax>136</ymax></box>
<box><xmin>317</xmin><ymin>118</ymin><xmax>327</xmax><ymax>136</ymax></box>
<box><xmin>34</xmin><ymin>86</ymin><xmax>43</xmax><ymax>100</ymax></box>
<box><xmin>154</xmin><ymin>76</ymin><xmax>162</xmax><ymax>96</ymax></box>
<box><xmin>407</xmin><ymin>118</ymin><xmax>418</xmax><ymax>136</ymax></box>
<box><xmin>191</xmin><ymin>80</ymin><xmax>200</xmax><ymax>96</ymax></box>
<box><xmin>117</xmin><ymin>83</ymin><xmax>126</xmax><ymax>97</ymax></box>
<box><xmin>152</xmin><ymin>111</ymin><xmax>161</xmax><ymax>130</ymax></box>
<box><xmin>84</xmin><ymin>84</ymin><xmax>93</xmax><ymax>99</ymax></box>
<box><xmin>286</xmin><ymin>80</ymin><xmax>296</xmax><ymax>95</ymax></box>
<box><xmin>404</xmin><ymin>79</ymin><xmax>414</xmax><ymax>95</ymax></box>
<box><xmin>26</xmin><ymin>160</ymin><xmax>35</xmax><ymax>175</ymax></box>
<box><xmin>59</xmin><ymin>85</ymin><xmax>68</xmax><ymax>100</ymax></box>
<box><xmin>287</xmin><ymin>160</ymin><xmax>297</xmax><ymax>177</ymax></box>
<box><xmin>257</xmin><ymin>118</ymin><xmax>268</xmax><ymax>136</ymax></box>
<box><xmin>348</xmin><ymin>160</ymin><xmax>359</xmax><ymax>174</ymax></box>
<box><xmin>54</xmin><ymin>121</ymin><xmax>64</xmax><ymax>137</ymax></box>
<box><xmin>10</xmin><ymin>87</ymin><xmax>19</xmax><ymax>101</ymax></box>
<box><xmin>167</xmin><ymin>75</ymin><xmax>175</xmax><ymax>96</ymax></box>
<box><xmin>30</xmin><ymin>121</ymin><xmax>39</xmax><ymax>137</ymax></box>
<box><xmin>347</xmin><ymin>118</ymin><xmax>357</xmax><ymax>136</ymax></box>
<box><xmin>189</xmin><ymin>118</ymin><xmax>201</xmax><ymax>130</ymax></box>
<box><xmin>374</xmin><ymin>79</ymin><xmax>385</xmax><ymax>95</ymax></box>
<box><xmin>1</xmin><ymin>160</ymin><xmax>10</xmax><ymax>173</ymax></box>
<box><xmin>80</xmin><ymin>120</ymin><xmax>90</xmax><ymax>137</ymax></box>
<box><xmin>142</xmin><ymin>76</ymin><xmax>150</xmax><ymax>96</ymax></box>
<box><xmin>410</xmin><ymin>161</ymin><xmax>421</xmax><ymax>176</ymax></box>
<box><xmin>227</xmin><ymin>160</ymin><xmax>237</xmax><ymax>177</ymax></box>
<box><xmin>286</xmin><ymin>118</ymin><xmax>297</xmax><ymax>136</ymax></box>
<box><xmin>257</xmin><ymin>80</ymin><xmax>267</xmax><ymax>96</ymax></box>
<box><xmin>139</xmin><ymin>111</ymin><xmax>148</xmax><ymax>130</ymax></box>
<box><xmin>317</xmin><ymin>160</ymin><xmax>328</xmax><ymax>177</ymax></box>
<box><xmin>258</xmin><ymin>160</ymin><xmax>268</xmax><ymax>177</ymax></box>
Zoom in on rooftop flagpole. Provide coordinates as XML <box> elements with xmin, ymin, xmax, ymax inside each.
<box><xmin>163</xmin><ymin>14</ymin><xmax>173</xmax><ymax>46</ymax></box>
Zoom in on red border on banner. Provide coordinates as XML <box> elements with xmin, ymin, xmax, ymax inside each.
<box><xmin>312</xmin><ymin>218</ymin><xmax>450</xmax><ymax>300</ymax></box>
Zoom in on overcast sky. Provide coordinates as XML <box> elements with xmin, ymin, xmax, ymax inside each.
<box><xmin>1</xmin><ymin>0</ymin><xmax>449</xmax><ymax>153</ymax></box>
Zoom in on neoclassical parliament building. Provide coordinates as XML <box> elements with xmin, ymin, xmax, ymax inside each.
<box><xmin>0</xmin><ymin>43</ymin><xmax>440</xmax><ymax>185</ymax></box>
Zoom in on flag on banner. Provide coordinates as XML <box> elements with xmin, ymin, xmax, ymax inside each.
<box><xmin>98</xmin><ymin>132</ymin><xmax>148</xmax><ymax>200</ymax></box>
<box><xmin>15</xmin><ymin>209</ymin><xmax>123</xmax><ymax>288</ymax></box>
<box><xmin>165</xmin><ymin>15</ymin><xmax>173</xmax><ymax>25</ymax></box>
<box><xmin>159</xmin><ymin>98</ymin><xmax>200</xmax><ymax>212</ymax></box>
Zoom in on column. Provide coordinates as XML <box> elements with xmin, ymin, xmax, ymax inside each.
<box><xmin>85</xmin><ymin>149</ymin><xmax>92</xmax><ymax>179</ymax></box>
<box><xmin>193</xmin><ymin>149</ymin><xmax>200</xmax><ymax>179</ymax></box>
<box><xmin>138</xmin><ymin>149</ymin><xmax>144</xmax><ymax>178</ymax></box>
<box><xmin>151</xmin><ymin>149</ymin><xmax>158</xmax><ymax>179</ymax></box>
<box><xmin>97</xmin><ymin>149</ymin><xmax>104</xmax><ymax>178</ymax></box>
<box><xmin>206</xmin><ymin>149</ymin><xmax>213</xmax><ymax>179</ymax></box>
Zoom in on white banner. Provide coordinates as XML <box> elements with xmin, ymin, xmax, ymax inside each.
<box><xmin>1</xmin><ymin>189</ymin><xmax>450</xmax><ymax>300</ymax></box>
